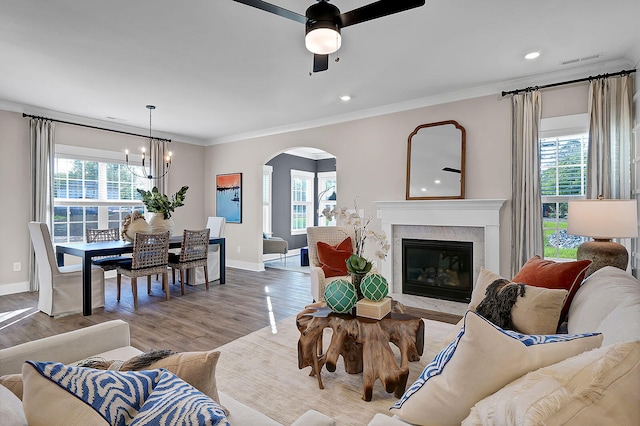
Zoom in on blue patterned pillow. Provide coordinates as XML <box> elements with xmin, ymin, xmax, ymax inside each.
<box><xmin>389</xmin><ymin>311</ymin><xmax>603</xmax><ymax>425</ymax></box>
<box><xmin>24</xmin><ymin>361</ymin><xmax>228</xmax><ymax>426</ymax></box>
<box><xmin>130</xmin><ymin>368</ymin><xmax>229</xmax><ymax>425</ymax></box>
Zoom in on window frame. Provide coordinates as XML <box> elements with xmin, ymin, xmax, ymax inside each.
<box><xmin>317</xmin><ymin>171</ymin><xmax>337</xmax><ymax>226</ymax></box>
<box><xmin>539</xmin><ymin>114</ymin><xmax>589</xmax><ymax>260</ymax></box>
<box><xmin>263</xmin><ymin>165</ymin><xmax>273</xmax><ymax>236</ymax></box>
<box><xmin>290</xmin><ymin>169</ymin><xmax>314</xmax><ymax>235</ymax></box>
<box><xmin>53</xmin><ymin>145</ymin><xmax>150</xmax><ymax>243</ymax></box>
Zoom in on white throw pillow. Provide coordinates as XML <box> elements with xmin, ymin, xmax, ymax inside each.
<box><xmin>389</xmin><ymin>311</ymin><xmax>603</xmax><ymax>426</ymax></box>
<box><xmin>463</xmin><ymin>340</ymin><xmax>640</xmax><ymax>426</ymax></box>
<box><xmin>0</xmin><ymin>384</ymin><xmax>27</xmax><ymax>425</ymax></box>
<box><xmin>443</xmin><ymin>267</ymin><xmax>568</xmax><ymax>344</ymax></box>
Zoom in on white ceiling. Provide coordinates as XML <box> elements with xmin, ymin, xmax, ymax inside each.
<box><xmin>1</xmin><ymin>0</ymin><xmax>638</xmax><ymax>146</ymax></box>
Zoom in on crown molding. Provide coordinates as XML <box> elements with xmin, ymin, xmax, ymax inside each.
<box><xmin>0</xmin><ymin>100</ymin><xmax>208</xmax><ymax>146</ymax></box>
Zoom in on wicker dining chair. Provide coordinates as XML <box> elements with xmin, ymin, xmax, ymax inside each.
<box><xmin>86</xmin><ymin>227</ymin><xmax>129</xmax><ymax>271</ymax></box>
<box><xmin>116</xmin><ymin>231</ymin><xmax>170</xmax><ymax>309</ymax></box>
<box><xmin>168</xmin><ymin>229</ymin><xmax>211</xmax><ymax>295</ymax></box>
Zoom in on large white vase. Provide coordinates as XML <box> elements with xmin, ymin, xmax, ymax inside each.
<box><xmin>147</xmin><ymin>212</ymin><xmax>174</xmax><ymax>236</ymax></box>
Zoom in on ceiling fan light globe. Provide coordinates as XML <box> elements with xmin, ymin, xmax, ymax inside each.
<box><xmin>305</xmin><ymin>27</ymin><xmax>341</xmax><ymax>54</ymax></box>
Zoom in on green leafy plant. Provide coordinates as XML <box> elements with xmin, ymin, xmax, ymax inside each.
<box><xmin>346</xmin><ymin>254</ymin><xmax>373</xmax><ymax>275</ymax></box>
<box><xmin>136</xmin><ymin>186</ymin><xmax>189</xmax><ymax>219</ymax></box>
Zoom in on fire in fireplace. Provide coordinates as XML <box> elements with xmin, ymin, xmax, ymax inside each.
<box><xmin>402</xmin><ymin>239</ymin><xmax>473</xmax><ymax>303</ymax></box>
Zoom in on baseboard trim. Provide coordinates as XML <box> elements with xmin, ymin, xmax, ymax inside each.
<box><xmin>0</xmin><ymin>281</ymin><xmax>30</xmax><ymax>296</ymax></box>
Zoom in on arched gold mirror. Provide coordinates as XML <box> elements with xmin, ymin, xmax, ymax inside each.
<box><xmin>406</xmin><ymin>120</ymin><xmax>466</xmax><ymax>199</ymax></box>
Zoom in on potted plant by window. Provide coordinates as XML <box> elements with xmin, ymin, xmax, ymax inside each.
<box><xmin>136</xmin><ymin>186</ymin><xmax>189</xmax><ymax>235</ymax></box>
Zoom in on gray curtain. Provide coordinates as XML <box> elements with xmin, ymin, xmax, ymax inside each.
<box><xmin>30</xmin><ymin>119</ymin><xmax>55</xmax><ymax>291</ymax></box>
<box><xmin>150</xmin><ymin>139</ymin><xmax>170</xmax><ymax>194</ymax></box>
<box><xmin>511</xmin><ymin>91</ymin><xmax>543</xmax><ymax>277</ymax></box>
<box><xmin>587</xmin><ymin>74</ymin><xmax>633</xmax><ymax>199</ymax></box>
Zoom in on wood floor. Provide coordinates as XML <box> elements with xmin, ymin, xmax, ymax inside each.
<box><xmin>0</xmin><ymin>267</ymin><xmax>461</xmax><ymax>352</ymax></box>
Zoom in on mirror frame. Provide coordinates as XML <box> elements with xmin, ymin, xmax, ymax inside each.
<box><xmin>406</xmin><ymin>120</ymin><xmax>466</xmax><ymax>200</ymax></box>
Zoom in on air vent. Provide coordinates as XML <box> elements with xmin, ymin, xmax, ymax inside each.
<box><xmin>580</xmin><ymin>54</ymin><xmax>601</xmax><ymax>61</ymax></box>
<box><xmin>562</xmin><ymin>53</ymin><xmax>601</xmax><ymax>66</ymax></box>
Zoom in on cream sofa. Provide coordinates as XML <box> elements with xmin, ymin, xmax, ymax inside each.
<box><xmin>2</xmin><ymin>266</ymin><xmax>638</xmax><ymax>425</ymax></box>
<box><xmin>0</xmin><ymin>320</ymin><xmax>334</xmax><ymax>426</ymax></box>
<box><xmin>369</xmin><ymin>266</ymin><xmax>640</xmax><ymax>425</ymax></box>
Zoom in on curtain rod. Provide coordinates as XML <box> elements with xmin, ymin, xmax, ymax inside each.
<box><xmin>501</xmin><ymin>69</ymin><xmax>636</xmax><ymax>97</ymax></box>
<box><xmin>22</xmin><ymin>113</ymin><xmax>172</xmax><ymax>143</ymax></box>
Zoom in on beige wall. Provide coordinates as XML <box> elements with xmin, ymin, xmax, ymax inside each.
<box><xmin>0</xmin><ymin>109</ymin><xmax>206</xmax><ymax>294</ymax></box>
<box><xmin>0</xmin><ymin>83</ymin><xmax>590</xmax><ymax>294</ymax></box>
<box><xmin>205</xmin><ymin>85</ymin><xmax>590</xmax><ymax>276</ymax></box>
<box><xmin>0</xmin><ymin>111</ymin><xmax>31</xmax><ymax>294</ymax></box>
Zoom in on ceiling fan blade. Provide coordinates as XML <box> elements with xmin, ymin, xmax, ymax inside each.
<box><xmin>313</xmin><ymin>54</ymin><xmax>329</xmax><ymax>73</ymax></box>
<box><xmin>338</xmin><ymin>0</ymin><xmax>425</xmax><ymax>28</ymax></box>
<box><xmin>231</xmin><ymin>0</ymin><xmax>306</xmax><ymax>24</ymax></box>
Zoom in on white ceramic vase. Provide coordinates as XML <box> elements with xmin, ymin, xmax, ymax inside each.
<box><xmin>147</xmin><ymin>212</ymin><xmax>174</xmax><ymax>236</ymax></box>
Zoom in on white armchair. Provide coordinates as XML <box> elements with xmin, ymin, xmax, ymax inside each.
<box><xmin>306</xmin><ymin>226</ymin><xmax>355</xmax><ymax>302</ymax></box>
<box><xmin>188</xmin><ymin>216</ymin><xmax>225</xmax><ymax>285</ymax></box>
<box><xmin>29</xmin><ymin>222</ymin><xmax>105</xmax><ymax>317</ymax></box>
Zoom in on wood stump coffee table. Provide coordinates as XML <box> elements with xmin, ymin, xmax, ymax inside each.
<box><xmin>296</xmin><ymin>301</ymin><xmax>424</xmax><ymax>401</ymax></box>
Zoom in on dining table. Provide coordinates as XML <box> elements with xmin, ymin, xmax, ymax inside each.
<box><xmin>56</xmin><ymin>236</ymin><xmax>226</xmax><ymax>316</ymax></box>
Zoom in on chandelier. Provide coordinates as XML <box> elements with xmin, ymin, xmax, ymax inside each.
<box><xmin>125</xmin><ymin>105</ymin><xmax>172</xmax><ymax>180</ymax></box>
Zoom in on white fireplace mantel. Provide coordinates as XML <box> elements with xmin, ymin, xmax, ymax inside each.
<box><xmin>375</xmin><ymin>199</ymin><xmax>507</xmax><ymax>294</ymax></box>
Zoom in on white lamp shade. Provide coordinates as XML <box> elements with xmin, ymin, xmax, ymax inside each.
<box><xmin>568</xmin><ymin>199</ymin><xmax>639</xmax><ymax>239</ymax></box>
<box><xmin>305</xmin><ymin>28</ymin><xmax>341</xmax><ymax>54</ymax></box>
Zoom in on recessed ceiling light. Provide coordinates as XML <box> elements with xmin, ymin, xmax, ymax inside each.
<box><xmin>525</xmin><ymin>51</ymin><xmax>540</xmax><ymax>60</ymax></box>
<box><xmin>434</xmin><ymin>180</ymin><xmax>441</xmax><ymax>185</ymax></box>
<box><xmin>339</xmin><ymin>95</ymin><xmax>351</xmax><ymax>101</ymax></box>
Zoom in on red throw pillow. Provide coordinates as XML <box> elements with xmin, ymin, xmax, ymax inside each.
<box><xmin>316</xmin><ymin>237</ymin><xmax>353</xmax><ymax>278</ymax></box>
<box><xmin>512</xmin><ymin>256</ymin><xmax>592</xmax><ymax>322</ymax></box>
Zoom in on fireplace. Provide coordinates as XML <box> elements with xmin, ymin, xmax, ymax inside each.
<box><xmin>375</xmin><ymin>199</ymin><xmax>506</xmax><ymax>315</ymax></box>
<box><xmin>402</xmin><ymin>239</ymin><xmax>473</xmax><ymax>303</ymax></box>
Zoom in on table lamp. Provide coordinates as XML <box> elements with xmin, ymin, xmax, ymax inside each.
<box><xmin>568</xmin><ymin>198</ymin><xmax>638</xmax><ymax>276</ymax></box>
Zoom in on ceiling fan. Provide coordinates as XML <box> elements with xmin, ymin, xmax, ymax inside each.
<box><xmin>232</xmin><ymin>0</ymin><xmax>426</xmax><ymax>72</ymax></box>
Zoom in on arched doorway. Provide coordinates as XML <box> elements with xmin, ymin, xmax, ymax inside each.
<box><xmin>262</xmin><ymin>147</ymin><xmax>336</xmax><ymax>269</ymax></box>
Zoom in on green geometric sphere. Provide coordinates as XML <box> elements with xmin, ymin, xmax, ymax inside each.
<box><xmin>324</xmin><ymin>279</ymin><xmax>357</xmax><ymax>313</ymax></box>
<box><xmin>360</xmin><ymin>273</ymin><xmax>389</xmax><ymax>301</ymax></box>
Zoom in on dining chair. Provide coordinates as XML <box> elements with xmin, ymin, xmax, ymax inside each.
<box><xmin>116</xmin><ymin>231</ymin><xmax>170</xmax><ymax>309</ymax></box>
<box><xmin>28</xmin><ymin>222</ymin><xmax>105</xmax><ymax>317</ymax></box>
<box><xmin>85</xmin><ymin>227</ymin><xmax>129</xmax><ymax>270</ymax></box>
<box><xmin>186</xmin><ymin>217</ymin><xmax>225</xmax><ymax>286</ymax></box>
<box><xmin>168</xmin><ymin>228</ymin><xmax>211</xmax><ymax>295</ymax></box>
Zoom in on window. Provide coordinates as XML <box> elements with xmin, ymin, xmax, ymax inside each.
<box><xmin>539</xmin><ymin>114</ymin><xmax>589</xmax><ymax>259</ymax></box>
<box><xmin>53</xmin><ymin>146</ymin><xmax>150</xmax><ymax>243</ymax></box>
<box><xmin>263</xmin><ymin>165</ymin><xmax>273</xmax><ymax>236</ymax></box>
<box><xmin>290</xmin><ymin>169</ymin><xmax>314</xmax><ymax>235</ymax></box>
<box><xmin>317</xmin><ymin>171</ymin><xmax>337</xmax><ymax>226</ymax></box>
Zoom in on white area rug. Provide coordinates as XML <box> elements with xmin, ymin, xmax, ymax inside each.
<box><xmin>214</xmin><ymin>315</ymin><xmax>454</xmax><ymax>425</ymax></box>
